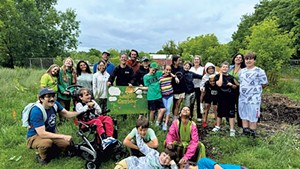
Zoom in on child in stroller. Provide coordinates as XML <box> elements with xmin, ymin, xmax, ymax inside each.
<box><xmin>75</xmin><ymin>87</ymin><xmax>117</xmax><ymax>150</ymax></box>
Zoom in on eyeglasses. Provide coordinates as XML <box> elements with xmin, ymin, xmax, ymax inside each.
<box><xmin>45</xmin><ymin>94</ymin><xmax>56</xmax><ymax>99</ymax></box>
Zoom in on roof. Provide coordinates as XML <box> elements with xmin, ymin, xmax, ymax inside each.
<box><xmin>150</xmin><ymin>54</ymin><xmax>172</xmax><ymax>60</ymax></box>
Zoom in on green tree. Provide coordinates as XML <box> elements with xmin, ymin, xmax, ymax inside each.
<box><xmin>243</xmin><ymin>17</ymin><xmax>294</xmax><ymax>85</ymax></box>
<box><xmin>0</xmin><ymin>0</ymin><xmax>80</xmax><ymax>68</ymax></box>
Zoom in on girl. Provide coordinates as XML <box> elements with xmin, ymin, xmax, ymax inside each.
<box><xmin>76</xmin><ymin>60</ymin><xmax>93</xmax><ymax>91</ymax></box>
<box><xmin>159</xmin><ymin>65</ymin><xmax>179</xmax><ymax>131</ymax></box>
<box><xmin>40</xmin><ymin>64</ymin><xmax>60</xmax><ymax>92</ymax></box>
<box><xmin>57</xmin><ymin>57</ymin><xmax>76</xmax><ymax>111</ymax></box>
<box><xmin>93</xmin><ymin>60</ymin><xmax>110</xmax><ymax>112</ymax></box>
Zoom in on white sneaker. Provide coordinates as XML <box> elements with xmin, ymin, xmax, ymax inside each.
<box><xmin>197</xmin><ymin>118</ymin><xmax>202</xmax><ymax>122</ymax></box>
<box><xmin>162</xmin><ymin>123</ymin><xmax>168</xmax><ymax>131</ymax></box>
<box><xmin>102</xmin><ymin>137</ymin><xmax>117</xmax><ymax>150</ymax></box>
<box><xmin>230</xmin><ymin>129</ymin><xmax>236</xmax><ymax>137</ymax></box>
<box><xmin>212</xmin><ymin>126</ymin><xmax>220</xmax><ymax>132</ymax></box>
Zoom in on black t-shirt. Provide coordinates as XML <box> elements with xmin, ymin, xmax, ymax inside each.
<box><xmin>204</xmin><ymin>81</ymin><xmax>219</xmax><ymax>97</ymax></box>
<box><xmin>214</xmin><ymin>73</ymin><xmax>235</xmax><ymax>93</ymax></box>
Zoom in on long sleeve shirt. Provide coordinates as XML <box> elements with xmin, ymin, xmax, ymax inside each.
<box><xmin>166</xmin><ymin>119</ymin><xmax>199</xmax><ymax>160</ymax></box>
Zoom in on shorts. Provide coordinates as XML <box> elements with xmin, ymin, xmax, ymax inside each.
<box><xmin>174</xmin><ymin>92</ymin><xmax>185</xmax><ymax>99</ymax></box>
<box><xmin>184</xmin><ymin>92</ymin><xmax>195</xmax><ymax>107</ymax></box>
<box><xmin>148</xmin><ymin>98</ymin><xmax>165</xmax><ymax>111</ymax></box>
<box><xmin>204</xmin><ymin>95</ymin><xmax>218</xmax><ymax>105</ymax></box>
<box><xmin>239</xmin><ymin>102</ymin><xmax>261</xmax><ymax>122</ymax></box>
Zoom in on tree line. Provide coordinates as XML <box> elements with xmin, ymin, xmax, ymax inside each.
<box><xmin>0</xmin><ymin>0</ymin><xmax>298</xmax><ymax>85</ymax></box>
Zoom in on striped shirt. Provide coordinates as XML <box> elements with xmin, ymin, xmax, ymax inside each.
<box><xmin>159</xmin><ymin>75</ymin><xmax>173</xmax><ymax>96</ymax></box>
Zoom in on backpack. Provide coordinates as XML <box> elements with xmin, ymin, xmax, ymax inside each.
<box><xmin>21</xmin><ymin>101</ymin><xmax>58</xmax><ymax>128</ymax></box>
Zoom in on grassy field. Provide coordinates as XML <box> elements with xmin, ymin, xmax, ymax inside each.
<box><xmin>0</xmin><ymin>67</ymin><xmax>300</xmax><ymax>169</ymax></box>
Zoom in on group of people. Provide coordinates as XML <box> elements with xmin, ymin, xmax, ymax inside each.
<box><xmin>27</xmin><ymin>49</ymin><xmax>267</xmax><ymax>168</ymax></box>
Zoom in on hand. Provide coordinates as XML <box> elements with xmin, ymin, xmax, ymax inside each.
<box><xmin>200</xmin><ymin>87</ymin><xmax>205</xmax><ymax>92</ymax></box>
<box><xmin>175</xmin><ymin>77</ymin><xmax>180</xmax><ymax>84</ymax></box>
<box><xmin>166</xmin><ymin>143</ymin><xmax>173</xmax><ymax>150</ymax></box>
<box><xmin>87</xmin><ymin>101</ymin><xmax>94</xmax><ymax>108</ymax></box>
<box><xmin>179</xmin><ymin>157</ymin><xmax>187</xmax><ymax>164</ymax></box>
<box><xmin>63</xmin><ymin>91</ymin><xmax>70</xmax><ymax>95</ymax></box>
<box><xmin>107</xmin><ymin>81</ymin><xmax>111</xmax><ymax>86</ymax></box>
<box><xmin>63</xmin><ymin>135</ymin><xmax>72</xmax><ymax>142</ymax></box>
<box><xmin>128</xmin><ymin>83</ymin><xmax>132</xmax><ymax>87</ymax></box>
<box><xmin>227</xmin><ymin>82</ymin><xmax>233</xmax><ymax>86</ymax></box>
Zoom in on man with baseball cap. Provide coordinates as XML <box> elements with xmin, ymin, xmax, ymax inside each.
<box><xmin>26</xmin><ymin>88</ymin><xmax>80</xmax><ymax>164</ymax></box>
<box><xmin>93</xmin><ymin>51</ymin><xmax>115</xmax><ymax>75</ymax></box>
<box><xmin>131</xmin><ymin>56</ymin><xmax>150</xmax><ymax>86</ymax></box>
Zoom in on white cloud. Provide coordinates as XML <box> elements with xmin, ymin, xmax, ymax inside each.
<box><xmin>56</xmin><ymin>0</ymin><xmax>260</xmax><ymax>52</ymax></box>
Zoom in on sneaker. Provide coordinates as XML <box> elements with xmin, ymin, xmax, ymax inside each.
<box><xmin>202</xmin><ymin>122</ymin><xmax>207</xmax><ymax>128</ymax></box>
<box><xmin>212</xmin><ymin>126</ymin><xmax>220</xmax><ymax>132</ymax></box>
<box><xmin>102</xmin><ymin>137</ymin><xmax>117</xmax><ymax>150</ymax></box>
<box><xmin>155</xmin><ymin>121</ymin><xmax>160</xmax><ymax>127</ymax></box>
<box><xmin>230</xmin><ymin>129</ymin><xmax>236</xmax><ymax>137</ymax></box>
<box><xmin>36</xmin><ymin>154</ymin><xmax>48</xmax><ymax>165</ymax></box>
<box><xmin>162</xmin><ymin>123</ymin><xmax>168</xmax><ymax>131</ymax></box>
<box><xmin>197</xmin><ymin>118</ymin><xmax>202</xmax><ymax>122</ymax></box>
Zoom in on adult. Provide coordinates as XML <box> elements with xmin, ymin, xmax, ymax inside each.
<box><xmin>166</xmin><ymin>106</ymin><xmax>199</xmax><ymax>164</ymax></box>
<box><xmin>107</xmin><ymin>53</ymin><xmax>134</xmax><ymax>86</ymax></box>
<box><xmin>131</xmin><ymin>56</ymin><xmax>150</xmax><ymax>86</ymax></box>
<box><xmin>126</xmin><ymin>49</ymin><xmax>140</xmax><ymax>74</ymax></box>
<box><xmin>190</xmin><ymin>55</ymin><xmax>205</xmax><ymax>122</ymax></box>
<box><xmin>93</xmin><ymin>60</ymin><xmax>110</xmax><ymax>112</ymax></box>
<box><xmin>26</xmin><ymin>88</ymin><xmax>79</xmax><ymax>164</ymax></box>
<box><xmin>57</xmin><ymin>57</ymin><xmax>76</xmax><ymax>111</ymax></box>
<box><xmin>229</xmin><ymin>53</ymin><xmax>246</xmax><ymax>128</ymax></box>
<box><xmin>93</xmin><ymin>51</ymin><xmax>115</xmax><ymax>75</ymax></box>
<box><xmin>76</xmin><ymin>60</ymin><xmax>93</xmax><ymax>91</ymax></box>
<box><xmin>40</xmin><ymin>64</ymin><xmax>60</xmax><ymax>92</ymax></box>
<box><xmin>171</xmin><ymin>56</ymin><xmax>186</xmax><ymax>117</ymax></box>
<box><xmin>239</xmin><ymin>52</ymin><xmax>268</xmax><ymax>138</ymax></box>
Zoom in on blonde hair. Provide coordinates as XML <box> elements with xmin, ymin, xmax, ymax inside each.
<box><xmin>209</xmin><ymin>74</ymin><xmax>216</xmax><ymax>79</ymax></box>
<box><xmin>61</xmin><ymin>57</ymin><xmax>76</xmax><ymax>83</ymax></box>
<box><xmin>46</xmin><ymin>64</ymin><xmax>60</xmax><ymax>75</ymax></box>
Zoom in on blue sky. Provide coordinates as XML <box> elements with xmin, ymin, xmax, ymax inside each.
<box><xmin>55</xmin><ymin>0</ymin><xmax>261</xmax><ymax>53</ymax></box>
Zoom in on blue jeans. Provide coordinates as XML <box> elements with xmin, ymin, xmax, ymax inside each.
<box><xmin>162</xmin><ymin>95</ymin><xmax>173</xmax><ymax>115</ymax></box>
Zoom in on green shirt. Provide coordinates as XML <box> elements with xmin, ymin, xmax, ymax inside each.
<box><xmin>128</xmin><ymin>128</ymin><xmax>157</xmax><ymax>144</ymax></box>
<box><xmin>57</xmin><ymin>69</ymin><xmax>73</xmax><ymax>100</ymax></box>
<box><xmin>40</xmin><ymin>73</ymin><xmax>58</xmax><ymax>92</ymax></box>
<box><xmin>143</xmin><ymin>71</ymin><xmax>163</xmax><ymax>100</ymax></box>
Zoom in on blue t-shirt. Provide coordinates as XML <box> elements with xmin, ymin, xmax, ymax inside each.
<box><xmin>198</xmin><ymin>158</ymin><xmax>242</xmax><ymax>169</ymax></box>
<box><xmin>26</xmin><ymin>101</ymin><xmax>63</xmax><ymax>139</ymax></box>
<box><xmin>93</xmin><ymin>62</ymin><xmax>115</xmax><ymax>75</ymax></box>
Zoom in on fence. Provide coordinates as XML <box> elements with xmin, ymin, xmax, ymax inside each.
<box><xmin>23</xmin><ymin>58</ymin><xmax>55</xmax><ymax>69</ymax></box>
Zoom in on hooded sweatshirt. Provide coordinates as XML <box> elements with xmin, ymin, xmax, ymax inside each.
<box><xmin>199</xmin><ymin>62</ymin><xmax>217</xmax><ymax>88</ymax></box>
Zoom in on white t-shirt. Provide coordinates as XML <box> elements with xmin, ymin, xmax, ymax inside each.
<box><xmin>190</xmin><ymin>66</ymin><xmax>204</xmax><ymax>88</ymax></box>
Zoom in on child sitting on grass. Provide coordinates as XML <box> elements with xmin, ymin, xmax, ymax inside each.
<box><xmin>75</xmin><ymin>88</ymin><xmax>116</xmax><ymax>150</ymax></box>
<box><xmin>115</xmin><ymin>132</ymin><xmax>177</xmax><ymax>169</ymax></box>
<box><xmin>123</xmin><ymin>118</ymin><xmax>158</xmax><ymax>157</ymax></box>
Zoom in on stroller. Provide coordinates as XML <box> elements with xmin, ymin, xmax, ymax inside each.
<box><xmin>66</xmin><ymin>85</ymin><xmax>128</xmax><ymax>169</ymax></box>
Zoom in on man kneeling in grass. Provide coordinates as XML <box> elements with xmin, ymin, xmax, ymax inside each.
<box><xmin>26</xmin><ymin>88</ymin><xmax>80</xmax><ymax>164</ymax></box>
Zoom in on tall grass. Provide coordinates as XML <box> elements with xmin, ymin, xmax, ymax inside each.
<box><xmin>0</xmin><ymin>68</ymin><xmax>299</xmax><ymax>169</ymax></box>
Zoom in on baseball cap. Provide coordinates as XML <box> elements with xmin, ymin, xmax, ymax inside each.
<box><xmin>39</xmin><ymin>88</ymin><xmax>56</xmax><ymax>98</ymax></box>
<box><xmin>141</xmin><ymin>56</ymin><xmax>149</xmax><ymax>62</ymax></box>
<box><xmin>102</xmin><ymin>51</ymin><xmax>110</xmax><ymax>56</ymax></box>
<box><xmin>150</xmin><ymin>62</ymin><xmax>159</xmax><ymax>69</ymax></box>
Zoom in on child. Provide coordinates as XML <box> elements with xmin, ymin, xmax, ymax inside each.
<box><xmin>166</xmin><ymin>106</ymin><xmax>199</xmax><ymax>164</ymax></box>
<box><xmin>212</xmin><ymin>62</ymin><xmax>238</xmax><ymax>137</ymax></box>
<box><xmin>199</xmin><ymin>62</ymin><xmax>217</xmax><ymax>119</ymax></box>
<box><xmin>188</xmin><ymin>157</ymin><xmax>248</xmax><ymax>169</ymax></box>
<box><xmin>116</xmin><ymin>132</ymin><xmax>177</xmax><ymax>169</ymax></box>
<box><xmin>201</xmin><ymin>74</ymin><xmax>219</xmax><ymax>128</ymax></box>
<box><xmin>182</xmin><ymin>61</ymin><xmax>203</xmax><ymax>119</ymax></box>
<box><xmin>75</xmin><ymin>88</ymin><xmax>116</xmax><ymax>150</ymax></box>
<box><xmin>123</xmin><ymin>118</ymin><xmax>159</xmax><ymax>157</ymax></box>
<box><xmin>159</xmin><ymin>65</ymin><xmax>179</xmax><ymax>131</ymax></box>
<box><xmin>143</xmin><ymin>62</ymin><xmax>166</xmax><ymax>127</ymax></box>
<box><xmin>238</xmin><ymin>52</ymin><xmax>268</xmax><ymax>137</ymax></box>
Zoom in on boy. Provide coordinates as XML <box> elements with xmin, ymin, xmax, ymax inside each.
<box><xmin>76</xmin><ymin>88</ymin><xmax>116</xmax><ymax>150</ymax></box>
<box><xmin>123</xmin><ymin>118</ymin><xmax>159</xmax><ymax>157</ymax></box>
<box><xmin>201</xmin><ymin>75</ymin><xmax>219</xmax><ymax>128</ymax></box>
<box><xmin>143</xmin><ymin>62</ymin><xmax>166</xmax><ymax>127</ymax></box>
<box><xmin>116</xmin><ymin>131</ymin><xmax>177</xmax><ymax>169</ymax></box>
<box><xmin>238</xmin><ymin>52</ymin><xmax>268</xmax><ymax>137</ymax></box>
